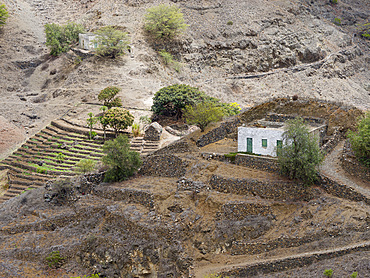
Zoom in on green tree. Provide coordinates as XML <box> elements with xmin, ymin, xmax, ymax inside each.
<box><xmin>151</xmin><ymin>84</ymin><xmax>214</xmax><ymax>119</ymax></box>
<box><xmin>144</xmin><ymin>4</ymin><xmax>188</xmax><ymax>40</ymax></box>
<box><xmin>93</xmin><ymin>26</ymin><xmax>129</xmax><ymax>58</ymax></box>
<box><xmin>0</xmin><ymin>4</ymin><xmax>9</xmax><ymax>27</ymax></box>
<box><xmin>277</xmin><ymin>117</ymin><xmax>324</xmax><ymax>185</ymax></box>
<box><xmin>98</xmin><ymin>86</ymin><xmax>122</xmax><ymax>109</ymax></box>
<box><xmin>102</xmin><ymin>135</ymin><xmax>142</xmax><ymax>182</ymax></box>
<box><xmin>45</xmin><ymin>22</ymin><xmax>84</xmax><ymax>56</ymax></box>
<box><xmin>184</xmin><ymin>101</ymin><xmax>224</xmax><ymax>132</ymax></box>
<box><xmin>98</xmin><ymin>106</ymin><xmax>109</xmax><ymax>140</ymax></box>
<box><xmin>347</xmin><ymin>112</ymin><xmax>370</xmax><ymax>167</ymax></box>
<box><xmin>101</xmin><ymin>107</ymin><xmax>134</xmax><ymax>137</ymax></box>
<box><xmin>86</xmin><ymin>112</ymin><xmax>98</xmax><ymax>139</ymax></box>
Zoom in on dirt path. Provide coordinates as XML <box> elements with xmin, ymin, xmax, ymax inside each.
<box><xmin>320</xmin><ymin>140</ymin><xmax>370</xmax><ymax>198</ymax></box>
<box><xmin>192</xmin><ymin>240</ymin><xmax>370</xmax><ymax>277</ymax></box>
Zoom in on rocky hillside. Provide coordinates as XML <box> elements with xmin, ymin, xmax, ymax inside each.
<box><xmin>0</xmin><ymin>0</ymin><xmax>369</xmax><ymax>147</ymax></box>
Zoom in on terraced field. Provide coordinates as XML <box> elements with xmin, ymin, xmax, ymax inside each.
<box><xmin>0</xmin><ymin>119</ymin><xmax>160</xmax><ymax>204</ymax></box>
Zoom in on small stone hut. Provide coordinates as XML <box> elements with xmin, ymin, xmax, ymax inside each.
<box><xmin>79</xmin><ymin>33</ymin><xmax>98</xmax><ymax>50</ymax></box>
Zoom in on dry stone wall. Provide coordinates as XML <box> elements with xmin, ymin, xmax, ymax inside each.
<box><xmin>140</xmin><ymin>154</ymin><xmax>187</xmax><ymax>177</ymax></box>
<box><xmin>196</xmin><ymin>119</ymin><xmax>241</xmax><ymax>147</ymax></box>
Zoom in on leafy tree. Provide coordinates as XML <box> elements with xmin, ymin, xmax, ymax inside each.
<box><xmin>45</xmin><ymin>22</ymin><xmax>84</xmax><ymax>56</ymax></box>
<box><xmin>144</xmin><ymin>4</ymin><xmax>188</xmax><ymax>40</ymax></box>
<box><xmin>101</xmin><ymin>107</ymin><xmax>134</xmax><ymax>136</ymax></box>
<box><xmin>93</xmin><ymin>26</ymin><xmax>129</xmax><ymax>58</ymax></box>
<box><xmin>184</xmin><ymin>101</ymin><xmax>224</xmax><ymax>132</ymax></box>
<box><xmin>102</xmin><ymin>135</ymin><xmax>142</xmax><ymax>182</ymax></box>
<box><xmin>86</xmin><ymin>112</ymin><xmax>98</xmax><ymax>139</ymax></box>
<box><xmin>98</xmin><ymin>106</ymin><xmax>109</xmax><ymax>140</ymax></box>
<box><xmin>98</xmin><ymin>86</ymin><xmax>122</xmax><ymax>109</ymax></box>
<box><xmin>0</xmin><ymin>4</ymin><xmax>9</xmax><ymax>27</ymax></box>
<box><xmin>277</xmin><ymin>117</ymin><xmax>324</xmax><ymax>185</ymax></box>
<box><xmin>151</xmin><ymin>84</ymin><xmax>214</xmax><ymax>119</ymax></box>
<box><xmin>347</xmin><ymin>112</ymin><xmax>370</xmax><ymax>167</ymax></box>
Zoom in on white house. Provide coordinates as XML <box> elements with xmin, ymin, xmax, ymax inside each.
<box><xmin>79</xmin><ymin>33</ymin><xmax>98</xmax><ymax>50</ymax></box>
<box><xmin>238</xmin><ymin>116</ymin><xmax>326</xmax><ymax>157</ymax></box>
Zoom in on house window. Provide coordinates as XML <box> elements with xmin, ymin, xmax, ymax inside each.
<box><xmin>262</xmin><ymin>139</ymin><xmax>267</xmax><ymax>148</ymax></box>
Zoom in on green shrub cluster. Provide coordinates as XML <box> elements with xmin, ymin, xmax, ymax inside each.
<box><xmin>46</xmin><ymin>251</ymin><xmax>64</xmax><ymax>269</ymax></box>
<box><xmin>144</xmin><ymin>4</ymin><xmax>188</xmax><ymax>40</ymax></box>
<box><xmin>98</xmin><ymin>87</ymin><xmax>122</xmax><ymax>109</ymax></box>
<box><xmin>93</xmin><ymin>26</ymin><xmax>130</xmax><ymax>58</ymax></box>
<box><xmin>0</xmin><ymin>4</ymin><xmax>9</xmax><ymax>27</ymax></box>
<box><xmin>102</xmin><ymin>135</ymin><xmax>142</xmax><ymax>182</ymax></box>
<box><xmin>357</xmin><ymin>22</ymin><xmax>370</xmax><ymax>39</ymax></box>
<box><xmin>75</xmin><ymin>159</ymin><xmax>96</xmax><ymax>174</ymax></box>
<box><xmin>45</xmin><ymin>22</ymin><xmax>84</xmax><ymax>56</ymax></box>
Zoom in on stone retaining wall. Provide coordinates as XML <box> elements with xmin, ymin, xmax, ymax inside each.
<box><xmin>222</xmin><ymin>242</ymin><xmax>370</xmax><ymax>277</ymax></box>
<box><xmin>140</xmin><ymin>154</ymin><xmax>187</xmax><ymax>177</ymax></box>
<box><xmin>153</xmin><ymin>140</ymin><xmax>191</xmax><ymax>155</ymax></box>
<box><xmin>317</xmin><ymin>173</ymin><xmax>370</xmax><ymax>206</ymax></box>
<box><xmin>217</xmin><ymin>203</ymin><xmax>273</xmax><ymax>220</ymax></box>
<box><xmin>341</xmin><ymin>140</ymin><xmax>370</xmax><ymax>182</ymax></box>
<box><xmin>196</xmin><ymin>119</ymin><xmax>241</xmax><ymax>147</ymax></box>
<box><xmin>93</xmin><ymin>186</ymin><xmax>154</xmax><ymax>209</ymax></box>
<box><xmin>321</xmin><ymin>129</ymin><xmax>343</xmax><ymax>154</ymax></box>
<box><xmin>210</xmin><ymin>175</ymin><xmax>318</xmax><ymax>202</ymax></box>
<box><xmin>265</xmin><ymin>113</ymin><xmax>326</xmax><ymax>125</ymax></box>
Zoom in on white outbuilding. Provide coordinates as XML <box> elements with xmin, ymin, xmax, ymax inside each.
<box><xmin>79</xmin><ymin>33</ymin><xmax>99</xmax><ymax>50</ymax></box>
<box><xmin>238</xmin><ymin>114</ymin><xmax>326</xmax><ymax>157</ymax></box>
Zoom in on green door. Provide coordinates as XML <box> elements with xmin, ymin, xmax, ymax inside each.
<box><xmin>247</xmin><ymin>138</ymin><xmax>253</xmax><ymax>153</ymax></box>
<box><xmin>276</xmin><ymin>140</ymin><xmax>283</xmax><ymax>155</ymax></box>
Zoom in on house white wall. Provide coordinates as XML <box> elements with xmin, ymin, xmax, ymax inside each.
<box><xmin>238</xmin><ymin>127</ymin><xmax>285</xmax><ymax>156</ymax></box>
<box><xmin>79</xmin><ymin>33</ymin><xmax>98</xmax><ymax>50</ymax></box>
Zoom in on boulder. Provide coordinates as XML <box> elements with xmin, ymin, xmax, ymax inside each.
<box><xmin>144</xmin><ymin>122</ymin><xmax>163</xmax><ymax>141</ymax></box>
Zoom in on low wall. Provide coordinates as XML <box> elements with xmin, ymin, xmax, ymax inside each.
<box><xmin>321</xmin><ymin>129</ymin><xmax>343</xmax><ymax>154</ymax></box>
<box><xmin>318</xmin><ymin>173</ymin><xmax>370</xmax><ymax>206</ymax></box>
<box><xmin>153</xmin><ymin>140</ymin><xmax>191</xmax><ymax>155</ymax></box>
<box><xmin>217</xmin><ymin>203</ymin><xmax>273</xmax><ymax>220</ymax></box>
<box><xmin>222</xmin><ymin>242</ymin><xmax>370</xmax><ymax>277</ymax></box>
<box><xmin>196</xmin><ymin>119</ymin><xmax>241</xmax><ymax>147</ymax></box>
<box><xmin>210</xmin><ymin>175</ymin><xmax>318</xmax><ymax>202</ymax></box>
<box><xmin>265</xmin><ymin>113</ymin><xmax>326</xmax><ymax>125</ymax></box>
<box><xmin>93</xmin><ymin>186</ymin><xmax>154</xmax><ymax>209</ymax></box>
<box><xmin>140</xmin><ymin>154</ymin><xmax>187</xmax><ymax>177</ymax></box>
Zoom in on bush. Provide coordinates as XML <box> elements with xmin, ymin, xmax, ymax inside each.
<box><xmin>98</xmin><ymin>86</ymin><xmax>122</xmax><ymax>109</ymax></box>
<box><xmin>75</xmin><ymin>159</ymin><xmax>96</xmax><ymax>174</ymax></box>
<box><xmin>144</xmin><ymin>4</ymin><xmax>188</xmax><ymax>40</ymax></box>
<box><xmin>357</xmin><ymin>22</ymin><xmax>370</xmax><ymax>39</ymax></box>
<box><xmin>277</xmin><ymin>117</ymin><xmax>324</xmax><ymax>185</ymax></box>
<box><xmin>93</xmin><ymin>26</ymin><xmax>130</xmax><ymax>58</ymax></box>
<box><xmin>56</xmin><ymin>152</ymin><xmax>65</xmax><ymax>163</ymax></box>
<box><xmin>0</xmin><ymin>4</ymin><xmax>9</xmax><ymax>27</ymax></box>
<box><xmin>323</xmin><ymin>269</ymin><xmax>333</xmax><ymax>277</ymax></box>
<box><xmin>227</xmin><ymin>21</ymin><xmax>233</xmax><ymax>26</ymax></box>
<box><xmin>102</xmin><ymin>135</ymin><xmax>142</xmax><ymax>182</ymax></box>
<box><xmin>334</xmin><ymin>17</ymin><xmax>341</xmax><ymax>26</ymax></box>
<box><xmin>46</xmin><ymin>251</ymin><xmax>64</xmax><ymax>269</ymax></box>
<box><xmin>101</xmin><ymin>107</ymin><xmax>134</xmax><ymax>136</ymax></box>
<box><xmin>132</xmin><ymin>123</ymin><xmax>141</xmax><ymax>137</ymax></box>
<box><xmin>159</xmin><ymin>49</ymin><xmax>174</xmax><ymax>65</ymax></box>
<box><xmin>347</xmin><ymin>112</ymin><xmax>370</xmax><ymax>167</ymax></box>
<box><xmin>45</xmin><ymin>22</ymin><xmax>84</xmax><ymax>56</ymax></box>
<box><xmin>151</xmin><ymin>84</ymin><xmax>214</xmax><ymax>119</ymax></box>
<box><xmin>184</xmin><ymin>101</ymin><xmax>224</xmax><ymax>132</ymax></box>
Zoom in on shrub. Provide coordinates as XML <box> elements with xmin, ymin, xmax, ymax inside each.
<box><xmin>132</xmin><ymin>123</ymin><xmax>141</xmax><ymax>137</ymax></box>
<box><xmin>144</xmin><ymin>4</ymin><xmax>188</xmax><ymax>40</ymax></box>
<box><xmin>0</xmin><ymin>4</ymin><xmax>9</xmax><ymax>27</ymax></box>
<box><xmin>101</xmin><ymin>107</ymin><xmax>134</xmax><ymax>137</ymax></box>
<box><xmin>75</xmin><ymin>159</ymin><xmax>96</xmax><ymax>174</ymax></box>
<box><xmin>102</xmin><ymin>135</ymin><xmax>142</xmax><ymax>182</ymax></box>
<box><xmin>334</xmin><ymin>17</ymin><xmax>341</xmax><ymax>26</ymax></box>
<box><xmin>323</xmin><ymin>269</ymin><xmax>333</xmax><ymax>277</ymax></box>
<box><xmin>45</xmin><ymin>22</ymin><xmax>84</xmax><ymax>56</ymax></box>
<box><xmin>159</xmin><ymin>49</ymin><xmax>174</xmax><ymax>65</ymax></box>
<box><xmin>46</xmin><ymin>251</ymin><xmax>64</xmax><ymax>269</ymax></box>
<box><xmin>93</xmin><ymin>26</ymin><xmax>130</xmax><ymax>58</ymax></box>
<box><xmin>277</xmin><ymin>117</ymin><xmax>324</xmax><ymax>185</ymax></box>
<box><xmin>227</xmin><ymin>21</ymin><xmax>233</xmax><ymax>26</ymax></box>
<box><xmin>151</xmin><ymin>84</ymin><xmax>214</xmax><ymax>119</ymax></box>
<box><xmin>357</xmin><ymin>22</ymin><xmax>370</xmax><ymax>39</ymax></box>
<box><xmin>98</xmin><ymin>86</ymin><xmax>122</xmax><ymax>109</ymax></box>
<box><xmin>36</xmin><ymin>166</ymin><xmax>48</xmax><ymax>174</ymax></box>
<box><xmin>184</xmin><ymin>101</ymin><xmax>224</xmax><ymax>132</ymax></box>
<box><xmin>350</xmin><ymin>272</ymin><xmax>358</xmax><ymax>278</ymax></box>
<box><xmin>331</xmin><ymin>0</ymin><xmax>338</xmax><ymax>4</ymax></box>
<box><xmin>56</xmin><ymin>152</ymin><xmax>65</xmax><ymax>163</ymax></box>
<box><xmin>347</xmin><ymin>112</ymin><xmax>370</xmax><ymax>167</ymax></box>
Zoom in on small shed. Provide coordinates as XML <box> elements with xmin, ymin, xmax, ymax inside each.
<box><xmin>144</xmin><ymin>122</ymin><xmax>163</xmax><ymax>141</ymax></box>
<box><xmin>79</xmin><ymin>33</ymin><xmax>99</xmax><ymax>50</ymax></box>
<box><xmin>238</xmin><ymin>114</ymin><xmax>327</xmax><ymax>157</ymax></box>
